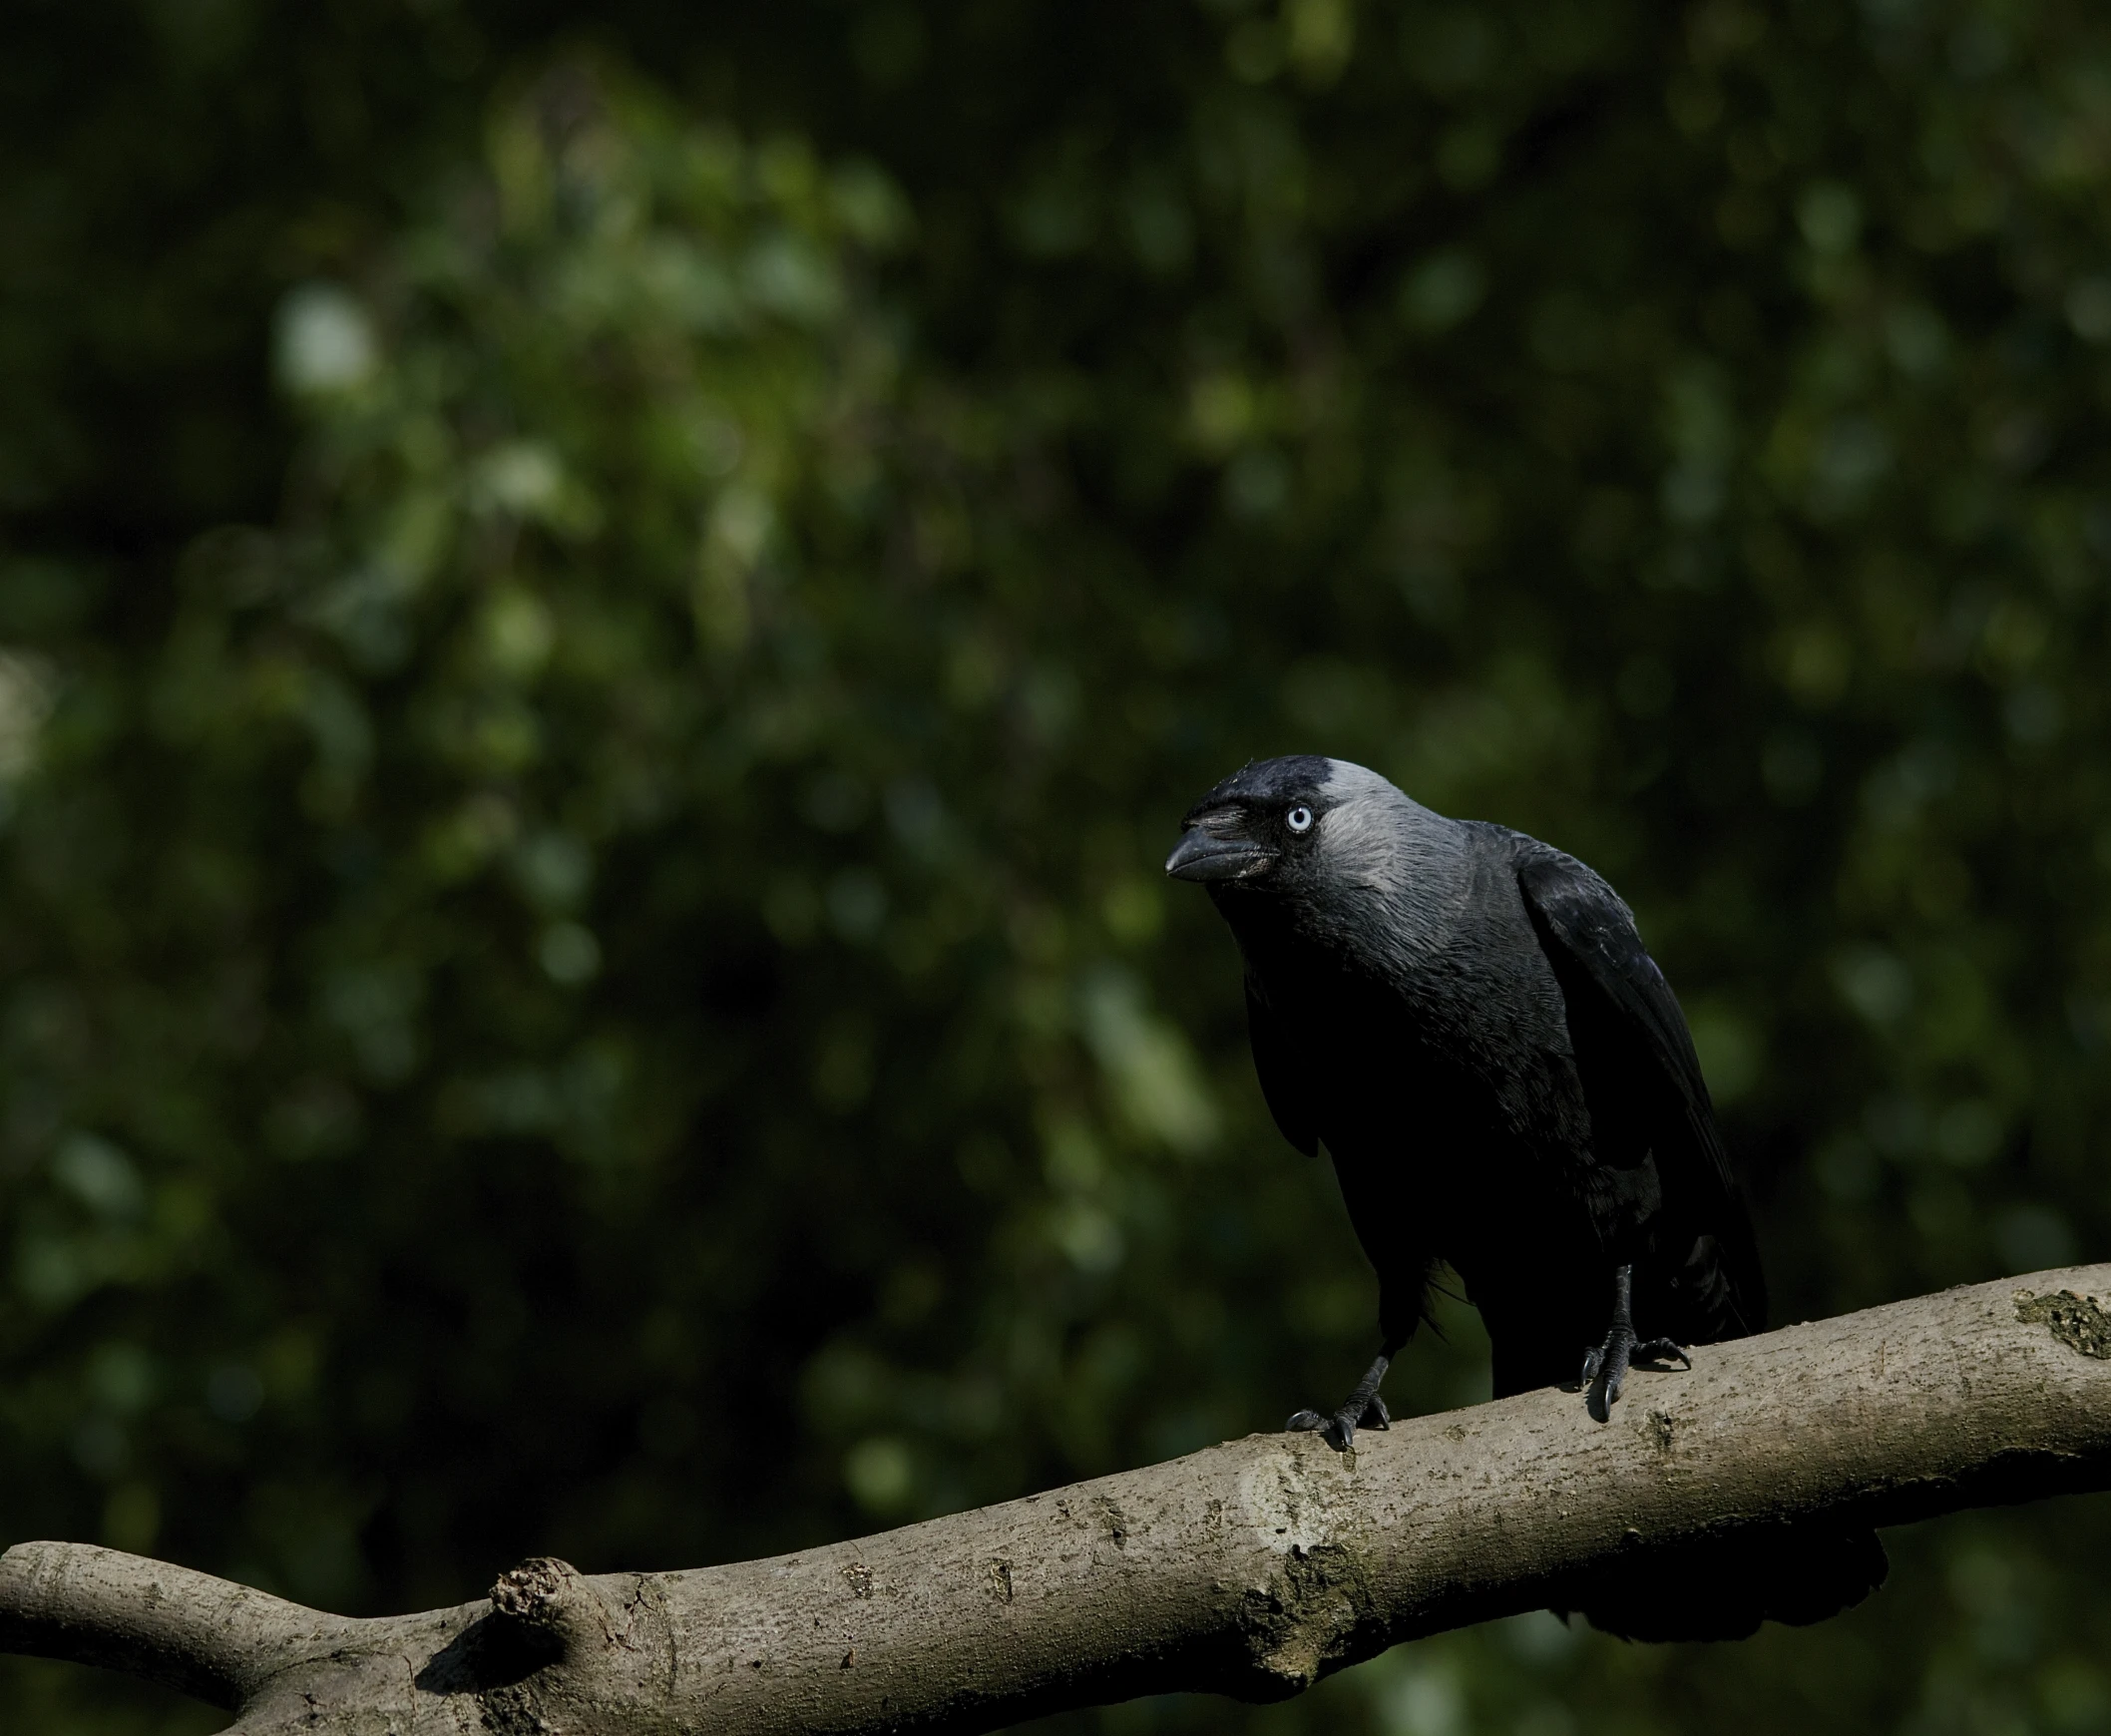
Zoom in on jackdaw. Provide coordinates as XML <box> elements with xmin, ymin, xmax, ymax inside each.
<box><xmin>1166</xmin><ymin>754</ymin><xmax>1886</xmax><ymax>1640</ymax></box>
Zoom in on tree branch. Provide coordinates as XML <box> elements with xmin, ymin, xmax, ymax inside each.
<box><xmin>8</xmin><ymin>1266</ymin><xmax>2111</xmax><ymax>1735</ymax></box>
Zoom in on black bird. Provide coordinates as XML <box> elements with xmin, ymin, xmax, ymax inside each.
<box><xmin>1166</xmin><ymin>754</ymin><xmax>1886</xmax><ymax>1639</ymax></box>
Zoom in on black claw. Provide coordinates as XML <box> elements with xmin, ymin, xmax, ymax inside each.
<box><xmin>1633</xmin><ymin>1338</ymin><xmax>1691</xmax><ymax>1370</ymax></box>
<box><xmin>1581</xmin><ymin>1321</ymin><xmax>1690</xmax><ymax>1423</ymax></box>
<box><xmin>1287</xmin><ymin>1407</ymin><xmax>1365</xmax><ymax>1451</ymax></box>
<box><xmin>1287</xmin><ymin>1351</ymin><xmax>1395</xmax><ymax>1453</ymax></box>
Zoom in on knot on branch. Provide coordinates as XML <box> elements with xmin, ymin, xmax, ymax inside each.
<box><xmin>480</xmin><ymin>1558</ymin><xmax>672</xmax><ymax>1683</ymax></box>
<box><xmin>490</xmin><ymin>1557</ymin><xmax>581</xmax><ymax>1629</ymax></box>
<box><xmin>1232</xmin><ymin>1542</ymin><xmax>1377</xmax><ymax>1701</ymax></box>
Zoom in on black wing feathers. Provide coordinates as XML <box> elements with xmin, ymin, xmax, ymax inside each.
<box><xmin>1513</xmin><ymin>847</ymin><xmax>1767</xmax><ymax>1337</ymax></box>
<box><xmin>1514</xmin><ymin>849</ymin><xmax>1881</xmax><ymax>1639</ymax></box>
<box><xmin>1244</xmin><ymin>977</ymin><xmax>1319</xmax><ymax>1157</ymax></box>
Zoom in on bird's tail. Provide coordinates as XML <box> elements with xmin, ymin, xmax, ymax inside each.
<box><xmin>1563</xmin><ymin>1522</ymin><xmax>1888</xmax><ymax>1643</ymax></box>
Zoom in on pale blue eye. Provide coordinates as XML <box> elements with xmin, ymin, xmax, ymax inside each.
<box><xmin>1286</xmin><ymin>805</ymin><xmax>1314</xmax><ymax>833</ymax></box>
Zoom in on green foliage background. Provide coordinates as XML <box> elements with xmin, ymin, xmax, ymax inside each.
<box><xmin>6</xmin><ymin>2</ymin><xmax>2111</xmax><ymax>1731</ymax></box>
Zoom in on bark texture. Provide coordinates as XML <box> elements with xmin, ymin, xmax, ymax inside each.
<box><xmin>7</xmin><ymin>1266</ymin><xmax>2111</xmax><ymax>1736</ymax></box>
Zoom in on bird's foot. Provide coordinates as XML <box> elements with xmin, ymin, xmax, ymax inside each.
<box><xmin>1286</xmin><ymin>1350</ymin><xmax>1394</xmax><ymax>1451</ymax></box>
<box><xmin>1579</xmin><ymin>1325</ymin><xmax>1689</xmax><ymax>1423</ymax></box>
<box><xmin>1287</xmin><ymin>1391</ymin><xmax>1391</xmax><ymax>1453</ymax></box>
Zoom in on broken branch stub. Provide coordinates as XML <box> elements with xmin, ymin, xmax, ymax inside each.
<box><xmin>3</xmin><ymin>1267</ymin><xmax>2109</xmax><ymax>1736</ymax></box>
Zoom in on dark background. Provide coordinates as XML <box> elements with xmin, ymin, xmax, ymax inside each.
<box><xmin>5</xmin><ymin>1</ymin><xmax>2111</xmax><ymax>1731</ymax></box>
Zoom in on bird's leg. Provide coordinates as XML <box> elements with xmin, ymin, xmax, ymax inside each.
<box><xmin>1579</xmin><ymin>1264</ymin><xmax>1690</xmax><ymax>1424</ymax></box>
<box><xmin>1287</xmin><ymin>1349</ymin><xmax>1394</xmax><ymax>1452</ymax></box>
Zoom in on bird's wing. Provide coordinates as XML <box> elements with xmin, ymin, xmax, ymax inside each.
<box><xmin>1244</xmin><ymin>975</ymin><xmax>1319</xmax><ymax>1157</ymax></box>
<box><xmin>1513</xmin><ymin>845</ymin><xmax>1767</xmax><ymax>1335</ymax></box>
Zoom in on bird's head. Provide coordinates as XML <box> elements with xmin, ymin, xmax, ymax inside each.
<box><xmin>1163</xmin><ymin>754</ymin><xmax>1350</xmax><ymax>894</ymax></box>
<box><xmin>1168</xmin><ymin>756</ymin><xmax>1466</xmax><ymax>958</ymax></box>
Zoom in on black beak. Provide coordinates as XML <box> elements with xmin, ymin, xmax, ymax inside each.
<box><xmin>1164</xmin><ymin>827</ymin><xmax>1273</xmax><ymax>883</ymax></box>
